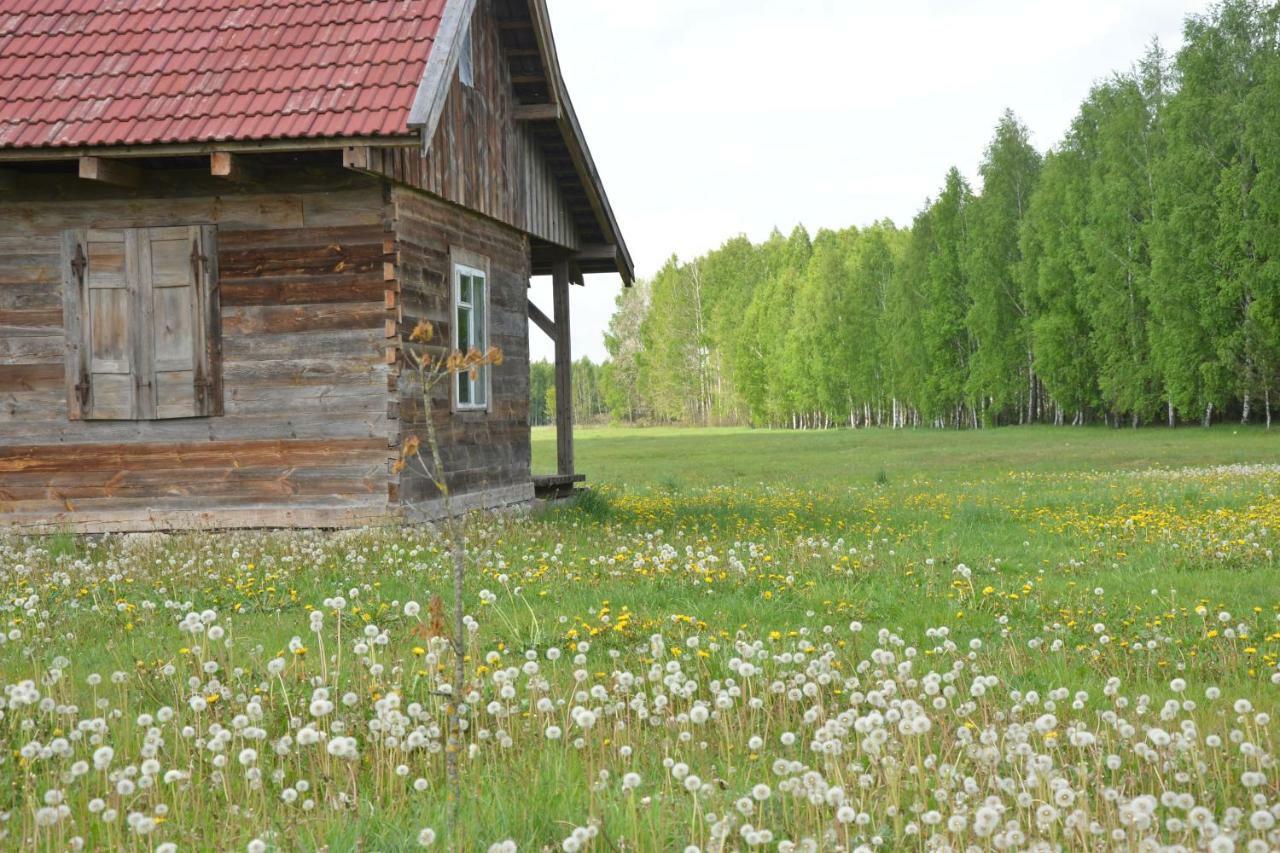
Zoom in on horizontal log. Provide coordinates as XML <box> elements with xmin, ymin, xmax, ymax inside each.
<box><xmin>221</xmin><ymin>302</ymin><xmax>386</xmax><ymax>336</ymax></box>
<box><xmin>0</xmin><ymin>462</ymin><xmax>387</xmax><ymax>502</ymax></box>
<box><xmin>0</xmin><ymin>282</ymin><xmax>67</xmax><ymax>311</ymax></box>
<box><xmin>0</xmin><ymin>333</ymin><xmax>62</xmax><ymax>361</ymax></box>
<box><xmin>0</xmin><ymin>252</ymin><xmax>59</xmax><ymax>285</ymax></box>
<box><xmin>0</xmin><ymin>437</ymin><xmax>390</xmax><ymax>475</ymax></box>
<box><xmin>0</xmin><ymin>307</ymin><xmax>63</xmax><ymax>336</ymax></box>
<box><xmin>0</xmin><ymin>362</ymin><xmax>62</xmax><ymax>393</ymax></box>
<box><xmin>218</xmin><ymin>242</ymin><xmax>384</xmax><ymax>282</ymax></box>
<box><xmin>218</xmin><ymin>223</ymin><xmax>386</xmax><ymax>252</ymax></box>
<box><xmin>220</xmin><ymin>273</ymin><xmax>387</xmax><ymax>307</ymax></box>
<box><xmin>221</xmin><ymin>328</ymin><xmax>383</xmax><ymax>361</ymax></box>
<box><xmin>221</xmin><ymin>356</ymin><xmax>385</xmax><ymax>385</ymax></box>
<box><xmin>0</xmin><ymin>499</ymin><xmax>399</xmax><ymax>534</ymax></box>
<box><xmin>0</xmin><ymin>411</ymin><xmax>391</xmax><ymax>445</ymax></box>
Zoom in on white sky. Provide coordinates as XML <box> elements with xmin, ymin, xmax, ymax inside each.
<box><xmin>527</xmin><ymin>0</ymin><xmax>1204</xmax><ymax>363</ymax></box>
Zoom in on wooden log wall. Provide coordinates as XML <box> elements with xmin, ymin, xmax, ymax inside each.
<box><xmin>356</xmin><ymin>0</ymin><xmax>580</xmax><ymax>250</ymax></box>
<box><xmin>0</xmin><ymin>167</ymin><xmax>398</xmax><ymax>532</ymax></box>
<box><xmin>388</xmin><ymin>185</ymin><xmax>533</xmax><ymax>511</ymax></box>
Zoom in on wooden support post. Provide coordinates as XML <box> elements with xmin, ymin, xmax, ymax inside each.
<box><xmin>78</xmin><ymin>156</ymin><xmax>141</xmax><ymax>188</ymax></box>
<box><xmin>551</xmin><ymin>257</ymin><xmax>574</xmax><ymax>477</ymax></box>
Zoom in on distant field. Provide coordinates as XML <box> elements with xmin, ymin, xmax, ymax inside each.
<box><xmin>2</xmin><ymin>426</ymin><xmax>1277</xmax><ymax>849</ymax></box>
<box><xmin>534</xmin><ymin>423</ymin><xmax>1280</xmax><ymax>486</ymax></box>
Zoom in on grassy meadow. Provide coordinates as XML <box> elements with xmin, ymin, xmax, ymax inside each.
<box><xmin>1</xmin><ymin>426</ymin><xmax>1278</xmax><ymax>850</ymax></box>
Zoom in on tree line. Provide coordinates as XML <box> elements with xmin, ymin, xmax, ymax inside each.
<box><xmin>529</xmin><ymin>358</ymin><xmax>608</xmax><ymax>427</ymax></box>
<box><xmin>592</xmin><ymin>0</ymin><xmax>1279</xmax><ymax>429</ymax></box>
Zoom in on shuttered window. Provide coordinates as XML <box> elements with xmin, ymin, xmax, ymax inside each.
<box><xmin>62</xmin><ymin>225</ymin><xmax>222</xmax><ymax>420</ymax></box>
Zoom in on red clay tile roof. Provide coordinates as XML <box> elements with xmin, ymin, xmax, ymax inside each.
<box><xmin>0</xmin><ymin>0</ymin><xmax>445</xmax><ymax>149</ymax></box>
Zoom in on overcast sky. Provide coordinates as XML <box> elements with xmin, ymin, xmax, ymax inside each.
<box><xmin>527</xmin><ymin>0</ymin><xmax>1205</xmax><ymax>363</ymax></box>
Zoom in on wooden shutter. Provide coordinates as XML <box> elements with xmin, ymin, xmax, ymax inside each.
<box><xmin>140</xmin><ymin>225</ymin><xmax>220</xmax><ymax>419</ymax></box>
<box><xmin>62</xmin><ymin>225</ymin><xmax>221</xmax><ymax>421</ymax></box>
<box><xmin>62</xmin><ymin>229</ymin><xmax>141</xmax><ymax>420</ymax></box>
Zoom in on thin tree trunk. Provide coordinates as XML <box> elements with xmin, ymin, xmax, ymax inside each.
<box><xmin>1202</xmin><ymin>402</ymin><xmax>1213</xmax><ymax>428</ymax></box>
<box><xmin>1241</xmin><ymin>392</ymin><xmax>1251</xmax><ymax>425</ymax></box>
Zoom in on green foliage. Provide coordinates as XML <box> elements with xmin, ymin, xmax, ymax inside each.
<box><xmin>964</xmin><ymin>111</ymin><xmax>1042</xmax><ymax>424</ymax></box>
<box><xmin>580</xmin><ymin>0</ymin><xmax>1279</xmax><ymax>430</ymax></box>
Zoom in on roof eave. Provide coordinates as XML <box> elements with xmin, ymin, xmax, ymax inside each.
<box><xmin>408</xmin><ymin>0</ymin><xmax>633</xmax><ymax>285</ymax></box>
<box><xmin>0</xmin><ymin>135</ymin><xmax>421</xmax><ymax>162</ymax></box>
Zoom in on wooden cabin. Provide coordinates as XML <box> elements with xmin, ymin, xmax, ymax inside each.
<box><xmin>0</xmin><ymin>0</ymin><xmax>632</xmax><ymax>532</ymax></box>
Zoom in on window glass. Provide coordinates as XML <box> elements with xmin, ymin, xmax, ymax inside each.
<box><xmin>453</xmin><ymin>262</ymin><xmax>487</xmax><ymax>409</ymax></box>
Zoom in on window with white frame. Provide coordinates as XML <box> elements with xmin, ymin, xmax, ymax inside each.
<box><xmin>453</xmin><ymin>261</ymin><xmax>488</xmax><ymax>409</ymax></box>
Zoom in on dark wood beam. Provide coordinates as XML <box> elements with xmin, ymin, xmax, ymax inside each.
<box><xmin>528</xmin><ymin>298</ymin><xmax>556</xmax><ymax>339</ymax></box>
<box><xmin>514</xmin><ymin>103</ymin><xmax>562</xmax><ymax>122</ymax></box>
<box><xmin>210</xmin><ymin>151</ymin><xmax>259</xmax><ymax>182</ymax></box>
<box><xmin>78</xmin><ymin>156</ymin><xmax>140</xmax><ymax>187</ymax></box>
<box><xmin>511</xmin><ymin>74</ymin><xmax>546</xmax><ymax>85</ymax></box>
<box><xmin>551</xmin><ymin>257</ymin><xmax>574</xmax><ymax>477</ymax></box>
<box><xmin>572</xmin><ymin>244</ymin><xmax>617</xmax><ymax>263</ymax></box>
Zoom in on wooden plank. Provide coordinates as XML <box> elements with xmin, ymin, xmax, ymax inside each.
<box><xmin>409</xmin><ymin>0</ymin><xmax>481</xmax><ymax>136</ymax></box>
<box><xmin>218</xmin><ymin>239</ymin><xmax>384</xmax><ymax>281</ymax></box>
<box><xmin>514</xmin><ymin>103</ymin><xmax>562</xmax><ymax>122</ymax></box>
<box><xmin>218</xmin><ymin>223</ymin><xmax>385</xmax><ymax>252</ymax></box>
<box><xmin>221</xmin><ymin>302</ymin><xmax>386</xmax><ymax>335</ymax></box>
<box><xmin>0</xmin><ymin>437</ymin><xmax>390</xmax><ymax>475</ymax></box>
<box><xmin>527</xmin><ymin>297</ymin><xmax>555</xmax><ymax>338</ymax></box>
<box><xmin>0</xmin><ymin>333</ymin><xmax>63</xmax><ymax>361</ymax></box>
<box><xmin>221</xmin><ymin>328</ymin><xmax>384</xmax><ymax>361</ymax></box>
<box><xmin>0</xmin><ymin>307</ymin><xmax>62</xmax><ymax>336</ymax></box>
<box><xmin>219</xmin><ymin>273</ymin><xmax>387</xmax><ymax>307</ymax></box>
<box><xmin>0</xmin><ymin>251</ymin><xmax>59</xmax><ymax>286</ymax></box>
<box><xmin>0</xmin><ymin>363</ymin><xmax>62</xmax><ymax>393</ymax></box>
<box><xmin>0</xmin><ymin>501</ymin><xmax>398</xmax><ymax>534</ymax></box>
<box><xmin>0</xmin><ymin>463</ymin><xmax>387</xmax><ymax>502</ymax></box>
<box><xmin>78</xmin><ymin>156</ymin><xmax>142</xmax><ymax>188</ymax></box>
<box><xmin>551</xmin><ymin>256</ymin><xmax>573</xmax><ymax>476</ymax></box>
<box><xmin>0</xmin><ymin>194</ymin><xmax>307</xmax><ymax>234</ymax></box>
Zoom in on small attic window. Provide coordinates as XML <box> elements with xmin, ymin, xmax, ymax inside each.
<box><xmin>459</xmin><ymin>25</ymin><xmax>474</xmax><ymax>87</ymax></box>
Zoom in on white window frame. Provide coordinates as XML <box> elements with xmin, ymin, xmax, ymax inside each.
<box><xmin>452</xmin><ymin>258</ymin><xmax>490</xmax><ymax>412</ymax></box>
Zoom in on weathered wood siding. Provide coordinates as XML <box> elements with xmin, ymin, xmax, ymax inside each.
<box><xmin>0</xmin><ymin>168</ymin><xmax>397</xmax><ymax>531</ymax></box>
<box><xmin>389</xmin><ymin>185</ymin><xmax>533</xmax><ymax>513</ymax></box>
<box><xmin>358</xmin><ymin>0</ymin><xmax>580</xmax><ymax>249</ymax></box>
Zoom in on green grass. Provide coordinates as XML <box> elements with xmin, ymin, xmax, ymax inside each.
<box><xmin>0</xmin><ymin>426</ymin><xmax>1277</xmax><ymax>850</ymax></box>
<box><xmin>534</xmin><ymin>423</ymin><xmax>1279</xmax><ymax>487</ymax></box>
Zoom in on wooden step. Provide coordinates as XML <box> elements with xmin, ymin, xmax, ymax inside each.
<box><xmin>533</xmin><ymin>473</ymin><xmax>585</xmax><ymax>500</ymax></box>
